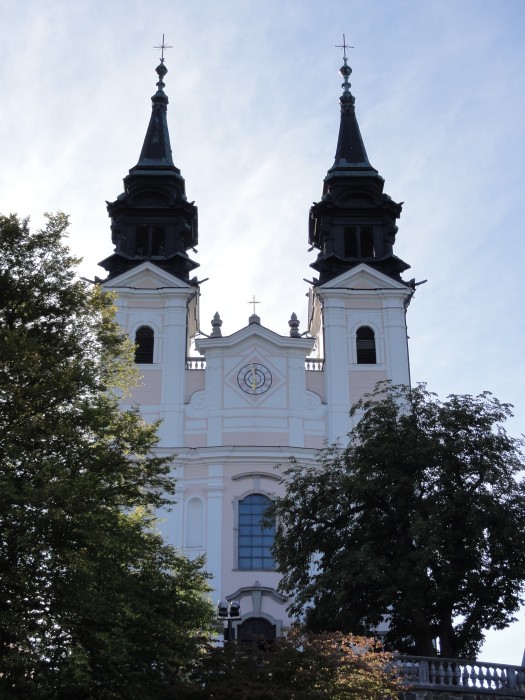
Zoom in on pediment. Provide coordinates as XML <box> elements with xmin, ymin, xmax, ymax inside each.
<box><xmin>102</xmin><ymin>261</ymin><xmax>192</xmax><ymax>290</ymax></box>
<box><xmin>318</xmin><ymin>263</ymin><xmax>408</xmax><ymax>291</ymax></box>
<box><xmin>195</xmin><ymin>321</ymin><xmax>314</xmax><ymax>354</ymax></box>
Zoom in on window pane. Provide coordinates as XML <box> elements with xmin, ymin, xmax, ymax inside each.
<box><xmin>237</xmin><ymin>494</ymin><xmax>275</xmax><ymax>570</ymax></box>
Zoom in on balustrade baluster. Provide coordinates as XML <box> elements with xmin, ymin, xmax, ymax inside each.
<box><xmin>507</xmin><ymin>667</ymin><xmax>517</xmax><ymax>690</ymax></box>
<box><xmin>418</xmin><ymin>660</ymin><xmax>429</xmax><ymax>683</ymax></box>
<box><xmin>452</xmin><ymin>663</ymin><xmax>461</xmax><ymax>686</ymax></box>
<box><xmin>445</xmin><ymin>662</ymin><xmax>454</xmax><ymax>685</ymax></box>
<box><xmin>517</xmin><ymin>667</ymin><xmax>525</xmax><ymax>691</ymax></box>
<box><xmin>436</xmin><ymin>661</ymin><xmax>445</xmax><ymax>686</ymax></box>
<box><xmin>487</xmin><ymin>665</ymin><xmax>496</xmax><ymax>689</ymax></box>
<box><xmin>469</xmin><ymin>664</ymin><xmax>478</xmax><ymax>688</ymax></box>
<box><xmin>460</xmin><ymin>664</ymin><xmax>469</xmax><ymax>687</ymax></box>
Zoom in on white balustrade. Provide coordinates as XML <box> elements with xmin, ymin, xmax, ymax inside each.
<box><xmin>305</xmin><ymin>358</ymin><xmax>325</xmax><ymax>371</ymax></box>
<box><xmin>396</xmin><ymin>655</ymin><xmax>525</xmax><ymax>696</ymax></box>
<box><xmin>186</xmin><ymin>357</ymin><xmax>206</xmax><ymax>370</ymax></box>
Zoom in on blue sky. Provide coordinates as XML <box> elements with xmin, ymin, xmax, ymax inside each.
<box><xmin>1</xmin><ymin>0</ymin><xmax>524</xmax><ymax>664</ymax></box>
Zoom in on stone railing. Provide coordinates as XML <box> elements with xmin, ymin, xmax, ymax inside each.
<box><xmin>396</xmin><ymin>656</ymin><xmax>525</xmax><ymax>697</ymax></box>
<box><xmin>185</xmin><ymin>357</ymin><xmax>326</xmax><ymax>371</ymax></box>
<box><xmin>305</xmin><ymin>358</ymin><xmax>324</xmax><ymax>371</ymax></box>
<box><xmin>186</xmin><ymin>357</ymin><xmax>206</xmax><ymax>370</ymax></box>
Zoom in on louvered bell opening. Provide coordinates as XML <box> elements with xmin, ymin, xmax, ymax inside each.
<box><xmin>134</xmin><ymin>326</ymin><xmax>154</xmax><ymax>364</ymax></box>
<box><xmin>356</xmin><ymin>326</ymin><xmax>376</xmax><ymax>364</ymax></box>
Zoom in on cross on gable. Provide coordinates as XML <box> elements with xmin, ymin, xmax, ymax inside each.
<box><xmin>247</xmin><ymin>295</ymin><xmax>261</xmax><ymax>315</ymax></box>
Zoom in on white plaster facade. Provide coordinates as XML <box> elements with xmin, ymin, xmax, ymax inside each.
<box><xmin>103</xmin><ymin>255</ymin><xmax>412</xmax><ymax>637</ymax></box>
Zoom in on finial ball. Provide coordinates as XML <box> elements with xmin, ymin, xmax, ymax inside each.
<box><xmin>156</xmin><ymin>62</ymin><xmax>168</xmax><ymax>78</ymax></box>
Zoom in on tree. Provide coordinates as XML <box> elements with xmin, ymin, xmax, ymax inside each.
<box><xmin>182</xmin><ymin>628</ymin><xmax>400</xmax><ymax>700</ymax></box>
<box><xmin>270</xmin><ymin>382</ymin><xmax>525</xmax><ymax>659</ymax></box>
<box><xmin>0</xmin><ymin>214</ymin><xmax>215</xmax><ymax>699</ymax></box>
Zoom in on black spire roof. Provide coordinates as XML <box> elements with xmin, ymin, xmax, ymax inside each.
<box><xmin>308</xmin><ymin>52</ymin><xmax>409</xmax><ymax>285</ymax></box>
<box><xmin>100</xmin><ymin>57</ymin><xmax>199</xmax><ymax>283</ymax></box>
<box><xmin>132</xmin><ymin>61</ymin><xmax>178</xmax><ymax>171</ymax></box>
<box><xmin>329</xmin><ymin>55</ymin><xmax>376</xmax><ymax>173</ymax></box>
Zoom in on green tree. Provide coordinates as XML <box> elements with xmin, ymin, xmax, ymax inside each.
<box><xmin>270</xmin><ymin>383</ymin><xmax>525</xmax><ymax>659</ymax></box>
<box><xmin>0</xmin><ymin>214</ymin><xmax>214</xmax><ymax>699</ymax></box>
<box><xmin>183</xmin><ymin>628</ymin><xmax>400</xmax><ymax>699</ymax></box>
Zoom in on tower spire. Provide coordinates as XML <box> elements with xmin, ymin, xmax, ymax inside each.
<box><xmin>100</xmin><ymin>42</ymin><xmax>199</xmax><ymax>283</ymax></box>
<box><xmin>330</xmin><ymin>35</ymin><xmax>374</xmax><ymax>172</ymax></box>
<box><xmin>133</xmin><ymin>46</ymin><xmax>177</xmax><ymax>170</ymax></box>
<box><xmin>307</xmin><ymin>42</ymin><xmax>409</xmax><ymax>285</ymax></box>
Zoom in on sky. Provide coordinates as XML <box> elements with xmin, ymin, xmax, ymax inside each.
<box><xmin>1</xmin><ymin>0</ymin><xmax>524</xmax><ymax>665</ymax></box>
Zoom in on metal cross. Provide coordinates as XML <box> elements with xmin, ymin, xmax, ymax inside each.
<box><xmin>247</xmin><ymin>295</ymin><xmax>261</xmax><ymax>315</ymax></box>
<box><xmin>335</xmin><ymin>34</ymin><xmax>354</xmax><ymax>60</ymax></box>
<box><xmin>154</xmin><ymin>34</ymin><xmax>173</xmax><ymax>63</ymax></box>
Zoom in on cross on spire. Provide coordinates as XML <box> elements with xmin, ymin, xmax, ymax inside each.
<box><xmin>335</xmin><ymin>33</ymin><xmax>354</xmax><ymax>61</ymax></box>
<box><xmin>247</xmin><ymin>295</ymin><xmax>261</xmax><ymax>315</ymax></box>
<box><xmin>154</xmin><ymin>34</ymin><xmax>173</xmax><ymax>63</ymax></box>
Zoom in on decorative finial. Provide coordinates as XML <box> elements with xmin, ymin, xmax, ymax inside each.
<box><xmin>211</xmin><ymin>312</ymin><xmax>223</xmax><ymax>337</ymax></box>
<box><xmin>152</xmin><ymin>35</ymin><xmax>172</xmax><ymax>93</ymax></box>
<box><xmin>288</xmin><ymin>312</ymin><xmax>300</xmax><ymax>338</ymax></box>
<box><xmin>154</xmin><ymin>34</ymin><xmax>173</xmax><ymax>64</ymax></box>
<box><xmin>335</xmin><ymin>33</ymin><xmax>355</xmax><ymax>113</ymax></box>
<box><xmin>335</xmin><ymin>33</ymin><xmax>354</xmax><ymax>97</ymax></box>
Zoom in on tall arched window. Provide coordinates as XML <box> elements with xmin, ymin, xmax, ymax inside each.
<box><xmin>185</xmin><ymin>497</ymin><xmax>204</xmax><ymax>548</ymax></box>
<box><xmin>238</xmin><ymin>494</ymin><xmax>275</xmax><ymax>570</ymax></box>
<box><xmin>134</xmin><ymin>326</ymin><xmax>154</xmax><ymax>364</ymax></box>
<box><xmin>356</xmin><ymin>326</ymin><xmax>376</xmax><ymax>364</ymax></box>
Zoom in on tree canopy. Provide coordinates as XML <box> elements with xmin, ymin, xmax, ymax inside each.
<box><xmin>0</xmin><ymin>214</ymin><xmax>215</xmax><ymax>699</ymax></box>
<box><xmin>182</xmin><ymin>629</ymin><xmax>400</xmax><ymax>700</ymax></box>
<box><xmin>270</xmin><ymin>382</ymin><xmax>525</xmax><ymax>659</ymax></box>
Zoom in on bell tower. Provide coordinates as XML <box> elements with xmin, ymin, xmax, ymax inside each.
<box><xmin>308</xmin><ymin>45</ymin><xmax>414</xmax><ymax>442</ymax></box>
<box><xmin>100</xmin><ymin>53</ymin><xmax>200</xmax><ymax>448</ymax></box>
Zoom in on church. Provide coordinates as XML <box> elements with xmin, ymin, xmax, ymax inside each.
<box><xmin>99</xmin><ymin>46</ymin><xmax>413</xmax><ymax>641</ymax></box>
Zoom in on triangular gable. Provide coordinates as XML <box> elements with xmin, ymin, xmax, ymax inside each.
<box><xmin>102</xmin><ymin>261</ymin><xmax>193</xmax><ymax>290</ymax></box>
<box><xmin>195</xmin><ymin>321</ymin><xmax>314</xmax><ymax>354</ymax></box>
<box><xmin>317</xmin><ymin>263</ymin><xmax>408</xmax><ymax>291</ymax></box>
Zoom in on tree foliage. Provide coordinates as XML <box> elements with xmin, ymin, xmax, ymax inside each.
<box><xmin>182</xmin><ymin>628</ymin><xmax>400</xmax><ymax>699</ymax></box>
<box><xmin>271</xmin><ymin>382</ymin><xmax>525</xmax><ymax>659</ymax></box>
<box><xmin>0</xmin><ymin>214</ymin><xmax>215</xmax><ymax>699</ymax></box>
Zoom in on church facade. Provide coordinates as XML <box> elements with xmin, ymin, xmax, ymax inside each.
<box><xmin>100</xmin><ymin>51</ymin><xmax>413</xmax><ymax>640</ymax></box>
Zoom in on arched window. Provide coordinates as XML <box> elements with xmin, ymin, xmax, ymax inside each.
<box><xmin>344</xmin><ymin>227</ymin><xmax>358</xmax><ymax>257</ymax></box>
<box><xmin>151</xmin><ymin>226</ymin><xmax>165</xmax><ymax>256</ymax></box>
<box><xmin>343</xmin><ymin>226</ymin><xmax>375</xmax><ymax>258</ymax></box>
<box><xmin>356</xmin><ymin>326</ymin><xmax>377</xmax><ymax>364</ymax></box>
<box><xmin>134</xmin><ymin>225</ymin><xmax>166</xmax><ymax>257</ymax></box>
<box><xmin>360</xmin><ymin>227</ymin><xmax>375</xmax><ymax>257</ymax></box>
<box><xmin>237</xmin><ymin>617</ymin><xmax>277</xmax><ymax>643</ymax></box>
<box><xmin>135</xmin><ymin>226</ymin><xmax>148</xmax><ymax>256</ymax></box>
<box><xmin>185</xmin><ymin>498</ymin><xmax>204</xmax><ymax>548</ymax></box>
<box><xmin>238</xmin><ymin>494</ymin><xmax>275</xmax><ymax>570</ymax></box>
<box><xmin>134</xmin><ymin>326</ymin><xmax>154</xmax><ymax>364</ymax></box>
